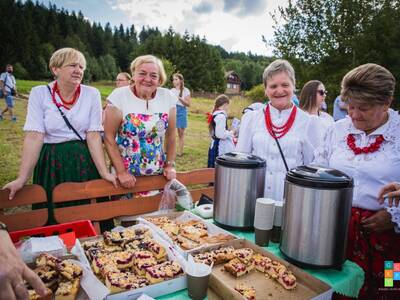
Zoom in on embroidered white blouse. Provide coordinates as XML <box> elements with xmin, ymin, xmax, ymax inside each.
<box><xmin>210</xmin><ymin>111</ymin><xmax>235</xmax><ymax>156</ymax></box>
<box><xmin>313</xmin><ymin>109</ymin><xmax>400</xmax><ymax>231</ymax></box>
<box><xmin>236</xmin><ymin>104</ymin><xmax>320</xmax><ymax>201</ymax></box>
<box><xmin>23</xmin><ymin>83</ymin><xmax>103</xmax><ymax>143</ymax></box>
<box><xmin>307</xmin><ymin>111</ymin><xmax>335</xmax><ymax>146</ymax></box>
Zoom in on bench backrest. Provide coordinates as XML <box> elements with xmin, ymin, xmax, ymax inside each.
<box><xmin>52</xmin><ymin>168</ymin><xmax>215</xmax><ymax>232</ymax></box>
<box><xmin>0</xmin><ymin>184</ymin><xmax>48</xmax><ymax>231</ymax></box>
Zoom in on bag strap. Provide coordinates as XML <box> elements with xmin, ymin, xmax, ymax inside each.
<box><xmin>2</xmin><ymin>73</ymin><xmax>13</xmax><ymax>90</ymax></box>
<box><xmin>273</xmin><ymin>136</ymin><xmax>289</xmax><ymax>172</ymax></box>
<box><xmin>211</xmin><ymin>112</ymin><xmax>227</xmax><ymax>139</ymax></box>
<box><xmin>46</xmin><ymin>85</ymin><xmax>84</xmax><ymax>141</ymax></box>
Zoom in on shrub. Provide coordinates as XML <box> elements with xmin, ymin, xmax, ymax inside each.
<box><xmin>13</xmin><ymin>63</ymin><xmax>29</xmax><ymax>79</ymax></box>
<box><xmin>245</xmin><ymin>84</ymin><xmax>265</xmax><ymax>102</ymax></box>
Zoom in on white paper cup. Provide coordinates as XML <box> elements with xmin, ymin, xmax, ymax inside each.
<box><xmin>254</xmin><ymin>198</ymin><xmax>275</xmax><ymax>230</ymax></box>
<box><xmin>186</xmin><ymin>262</ymin><xmax>212</xmax><ymax>300</ymax></box>
<box><xmin>273</xmin><ymin>201</ymin><xmax>284</xmax><ymax>226</ymax></box>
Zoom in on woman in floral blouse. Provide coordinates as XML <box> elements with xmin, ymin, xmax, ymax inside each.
<box><xmin>104</xmin><ymin>55</ymin><xmax>177</xmax><ymax>188</ymax></box>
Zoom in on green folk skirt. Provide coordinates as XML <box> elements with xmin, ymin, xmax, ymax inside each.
<box><xmin>33</xmin><ymin>140</ymin><xmax>100</xmax><ymax>225</ymax></box>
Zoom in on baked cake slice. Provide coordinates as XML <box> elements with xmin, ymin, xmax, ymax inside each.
<box><xmin>253</xmin><ymin>253</ymin><xmax>272</xmax><ymax>273</ymax></box>
<box><xmin>56</xmin><ymin>260</ymin><xmax>83</xmax><ymax>281</ymax></box>
<box><xmin>212</xmin><ymin>246</ymin><xmax>235</xmax><ymax>264</ymax></box>
<box><xmin>233</xmin><ymin>248</ymin><xmax>254</xmax><ymax>264</ymax></box>
<box><xmin>234</xmin><ymin>283</ymin><xmax>256</xmax><ymax>300</ymax></box>
<box><xmin>105</xmin><ymin>272</ymin><xmax>148</xmax><ymax>294</ymax></box>
<box><xmin>224</xmin><ymin>258</ymin><xmax>254</xmax><ymax>277</ymax></box>
<box><xmin>54</xmin><ymin>278</ymin><xmax>80</xmax><ymax>300</ymax></box>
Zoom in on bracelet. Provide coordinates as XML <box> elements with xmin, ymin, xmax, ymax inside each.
<box><xmin>165</xmin><ymin>160</ymin><xmax>176</xmax><ymax>167</ymax></box>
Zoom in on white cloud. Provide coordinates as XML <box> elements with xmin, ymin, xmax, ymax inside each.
<box><xmin>109</xmin><ymin>0</ymin><xmax>289</xmax><ymax>55</ymax></box>
<box><xmin>193</xmin><ymin>1</ymin><xmax>214</xmax><ymax>14</ymax></box>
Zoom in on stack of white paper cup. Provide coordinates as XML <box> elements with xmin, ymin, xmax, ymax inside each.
<box><xmin>254</xmin><ymin>198</ymin><xmax>276</xmax><ymax>246</ymax></box>
<box><xmin>271</xmin><ymin>201</ymin><xmax>284</xmax><ymax>243</ymax></box>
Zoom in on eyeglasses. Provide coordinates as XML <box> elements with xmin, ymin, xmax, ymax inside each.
<box><xmin>317</xmin><ymin>90</ymin><xmax>327</xmax><ymax>96</ymax></box>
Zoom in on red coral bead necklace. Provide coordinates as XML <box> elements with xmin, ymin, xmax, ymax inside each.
<box><xmin>346</xmin><ymin>134</ymin><xmax>384</xmax><ymax>155</ymax></box>
<box><xmin>264</xmin><ymin>104</ymin><xmax>297</xmax><ymax>139</ymax></box>
<box><xmin>52</xmin><ymin>81</ymin><xmax>81</xmax><ymax>110</ymax></box>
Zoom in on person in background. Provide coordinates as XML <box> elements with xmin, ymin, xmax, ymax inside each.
<box><xmin>378</xmin><ymin>182</ymin><xmax>400</xmax><ymax>208</ymax></box>
<box><xmin>314</xmin><ymin>63</ymin><xmax>400</xmax><ymax>299</ymax></box>
<box><xmin>3</xmin><ymin>48</ymin><xmax>116</xmax><ymax>226</ymax></box>
<box><xmin>115</xmin><ymin>72</ymin><xmax>131</xmax><ymax>88</ymax></box>
<box><xmin>171</xmin><ymin>73</ymin><xmax>191</xmax><ymax>156</ymax></box>
<box><xmin>0</xmin><ymin>64</ymin><xmax>17</xmax><ymax>121</ymax></box>
<box><xmin>102</xmin><ymin>72</ymin><xmax>132</xmax><ymax>127</ymax></box>
<box><xmin>236</xmin><ymin>59</ymin><xmax>319</xmax><ymax>201</ymax></box>
<box><xmin>104</xmin><ymin>55</ymin><xmax>177</xmax><ymax>189</ymax></box>
<box><xmin>333</xmin><ymin>95</ymin><xmax>348</xmax><ymax>121</ymax></box>
<box><xmin>207</xmin><ymin>94</ymin><xmax>235</xmax><ymax>168</ymax></box>
<box><xmin>0</xmin><ymin>221</ymin><xmax>48</xmax><ymax>300</ymax></box>
<box><xmin>299</xmin><ymin>80</ymin><xmax>334</xmax><ymax>144</ymax></box>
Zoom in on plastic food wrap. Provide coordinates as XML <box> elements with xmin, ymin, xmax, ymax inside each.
<box><xmin>158</xmin><ymin>179</ymin><xmax>194</xmax><ymax>212</ymax></box>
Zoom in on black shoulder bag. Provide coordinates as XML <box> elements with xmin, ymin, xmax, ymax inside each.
<box><xmin>46</xmin><ymin>85</ymin><xmax>83</xmax><ymax>141</ymax></box>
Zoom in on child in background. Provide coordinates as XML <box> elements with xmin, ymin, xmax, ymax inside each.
<box><xmin>207</xmin><ymin>94</ymin><xmax>235</xmax><ymax>167</ymax></box>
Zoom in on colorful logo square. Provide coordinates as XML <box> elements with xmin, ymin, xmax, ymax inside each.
<box><xmin>394</xmin><ymin>263</ymin><xmax>400</xmax><ymax>272</ymax></box>
<box><xmin>385</xmin><ymin>278</ymin><xmax>394</xmax><ymax>287</ymax></box>
<box><xmin>385</xmin><ymin>261</ymin><xmax>394</xmax><ymax>270</ymax></box>
<box><xmin>394</xmin><ymin>272</ymin><xmax>400</xmax><ymax>281</ymax></box>
<box><xmin>385</xmin><ymin>270</ymin><xmax>394</xmax><ymax>278</ymax></box>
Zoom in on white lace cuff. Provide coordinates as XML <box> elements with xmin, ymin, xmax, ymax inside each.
<box><xmin>386</xmin><ymin>206</ymin><xmax>400</xmax><ymax>233</ymax></box>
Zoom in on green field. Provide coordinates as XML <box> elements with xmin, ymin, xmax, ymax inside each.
<box><xmin>0</xmin><ymin>80</ymin><xmax>251</xmax><ymax>188</ymax></box>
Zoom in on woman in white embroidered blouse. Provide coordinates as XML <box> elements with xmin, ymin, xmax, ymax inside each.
<box><xmin>313</xmin><ymin>63</ymin><xmax>400</xmax><ymax>298</ymax></box>
<box><xmin>236</xmin><ymin>59</ymin><xmax>319</xmax><ymax>201</ymax></box>
<box><xmin>3</xmin><ymin>48</ymin><xmax>116</xmax><ymax>225</ymax></box>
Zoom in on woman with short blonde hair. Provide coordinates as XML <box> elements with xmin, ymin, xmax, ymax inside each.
<box><xmin>105</xmin><ymin>54</ymin><xmax>177</xmax><ymax>189</ymax></box>
<box><xmin>130</xmin><ymin>55</ymin><xmax>167</xmax><ymax>86</ymax></box>
<box><xmin>4</xmin><ymin>47</ymin><xmax>116</xmax><ymax>225</ymax></box>
<box><xmin>237</xmin><ymin>59</ymin><xmax>320</xmax><ymax>201</ymax></box>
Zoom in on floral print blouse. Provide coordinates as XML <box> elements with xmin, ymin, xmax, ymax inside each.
<box><xmin>107</xmin><ymin>86</ymin><xmax>177</xmax><ymax>176</ymax></box>
<box><xmin>117</xmin><ymin>112</ymin><xmax>169</xmax><ymax>176</ymax></box>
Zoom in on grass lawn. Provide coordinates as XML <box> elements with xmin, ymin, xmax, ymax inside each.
<box><xmin>0</xmin><ymin>80</ymin><xmax>252</xmax><ymax>187</ymax></box>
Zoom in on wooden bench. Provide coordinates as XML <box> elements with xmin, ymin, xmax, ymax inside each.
<box><xmin>0</xmin><ymin>184</ymin><xmax>48</xmax><ymax>231</ymax></box>
<box><xmin>52</xmin><ymin>168</ymin><xmax>215</xmax><ymax>233</ymax></box>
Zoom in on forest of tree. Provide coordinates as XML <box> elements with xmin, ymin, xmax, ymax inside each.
<box><xmin>0</xmin><ymin>0</ymin><xmax>271</xmax><ymax>92</ymax></box>
<box><xmin>268</xmin><ymin>0</ymin><xmax>400</xmax><ymax>107</ymax></box>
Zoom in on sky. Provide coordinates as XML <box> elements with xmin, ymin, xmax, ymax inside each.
<box><xmin>46</xmin><ymin>0</ymin><xmax>289</xmax><ymax>56</ymax></box>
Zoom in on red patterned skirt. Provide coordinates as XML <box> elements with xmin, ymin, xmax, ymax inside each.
<box><xmin>336</xmin><ymin>207</ymin><xmax>400</xmax><ymax>299</ymax></box>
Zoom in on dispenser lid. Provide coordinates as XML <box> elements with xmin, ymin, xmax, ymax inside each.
<box><xmin>216</xmin><ymin>152</ymin><xmax>266</xmax><ymax>169</ymax></box>
<box><xmin>286</xmin><ymin>165</ymin><xmax>354</xmax><ymax>188</ymax></box>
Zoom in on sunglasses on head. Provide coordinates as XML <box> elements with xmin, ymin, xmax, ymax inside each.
<box><xmin>317</xmin><ymin>90</ymin><xmax>327</xmax><ymax>96</ymax></box>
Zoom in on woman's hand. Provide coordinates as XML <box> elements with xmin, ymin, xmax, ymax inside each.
<box><xmin>361</xmin><ymin>209</ymin><xmax>394</xmax><ymax>233</ymax></box>
<box><xmin>0</xmin><ymin>231</ymin><xmax>48</xmax><ymax>300</ymax></box>
<box><xmin>3</xmin><ymin>179</ymin><xmax>25</xmax><ymax>200</ymax></box>
<box><xmin>117</xmin><ymin>171</ymin><xmax>136</xmax><ymax>189</ymax></box>
<box><xmin>163</xmin><ymin>166</ymin><xmax>177</xmax><ymax>180</ymax></box>
<box><xmin>378</xmin><ymin>182</ymin><xmax>400</xmax><ymax>207</ymax></box>
<box><xmin>101</xmin><ymin>172</ymin><xmax>118</xmax><ymax>188</ymax></box>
